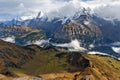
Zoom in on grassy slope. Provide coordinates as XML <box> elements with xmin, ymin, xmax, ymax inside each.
<box><xmin>82</xmin><ymin>54</ymin><xmax>120</xmax><ymax>80</ymax></box>
<box><xmin>0</xmin><ymin>39</ymin><xmax>35</xmax><ymax>74</ymax></box>
<box><xmin>8</xmin><ymin>46</ymin><xmax>120</xmax><ymax>80</ymax></box>
<box><xmin>20</xmin><ymin>47</ymin><xmax>69</xmax><ymax>75</ymax></box>
<box><xmin>0</xmin><ymin>40</ymin><xmax>120</xmax><ymax>80</ymax></box>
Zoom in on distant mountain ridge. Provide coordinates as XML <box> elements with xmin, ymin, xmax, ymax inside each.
<box><xmin>1</xmin><ymin>8</ymin><xmax>119</xmax><ymax>43</ymax></box>
<box><xmin>0</xmin><ymin>8</ymin><xmax>120</xmax><ymax>58</ymax></box>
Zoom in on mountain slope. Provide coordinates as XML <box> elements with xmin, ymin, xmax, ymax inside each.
<box><xmin>39</xmin><ymin>53</ymin><xmax>120</xmax><ymax>80</ymax></box>
<box><xmin>8</xmin><ymin>50</ymin><xmax>120</xmax><ymax>80</ymax></box>
<box><xmin>0</xmin><ymin>24</ymin><xmax>45</xmax><ymax>45</ymax></box>
<box><xmin>51</xmin><ymin>13</ymin><xmax>102</xmax><ymax>45</ymax></box>
<box><xmin>0</xmin><ymin>40</ymin><xmax>34</xmax><ymax>72</ymax></box>
<box><xmin>0</xmin><ymin>40</ymin><xmax>120</xmax><ymax>80</ymax></box>
<box><xmin>93</xmin><ymin>15</ymin><xmax>120</xmax><ymax>42</ymax></box>
<box><xmin>0</xmin><ymin>24</ymin><xmax>32</xmax><ymax>37</ymax></box>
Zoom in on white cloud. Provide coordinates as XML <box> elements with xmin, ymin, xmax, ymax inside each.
<box><xmin>88</xmin><ymin>51</ymin><xmax>109</xmax><ymax>55</ymax></box>
<box><xmin>112</xmin><ymin>47</ymin><xmax>120</xmax><ymax>54</ymax></box>
<box><xmin>26</xmin><ymin>39</ymin><xmax>50</xmax><ymax>47</ymax></box>
<box><xmin>88</xmin><ymin>51</ymin><xmax>120</xmax><ymax>61</ymax></box>
<box><xmin>118</xmin><ymin>58</ymin><xmax>120</xmax><ymax>60</ymax></box>
<box><xmin>52</xmin><ymin>39</ymin><xmax>87</xmax><ymax>51</ymax></box>
<box><xmin>26</xmin><ymin>39</ymin><xmax>87</xmax><ymax>51</ymax></box>
<box><xmin>0</xmin><ymin>36</ymin><xmax>15</xmax><ymax>43</ymax></box>
<box><xmin>1</xmin><ymin>0</ymin><xmax>120</xmax><ymax>21</ymax></box>
<box><xmin>18</xmin><ymin>3</ymin><xmax>25</xmax><ymax>8</ymax></box>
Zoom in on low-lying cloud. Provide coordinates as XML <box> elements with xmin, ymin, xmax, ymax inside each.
<box><xmin>0</xmin><ymin>36</ymin><xmax>15</xmax><ymax>43</ymax></box>
<box><xmin>112</xmin><ymin>47</ymin><xmax>120</xmax><ymax>54</ymax></box>
<box><xmin>52</xmin><ymin>39</ymin><xmax>87</xmax><ymax>52</ymax></box>
<box><xmin>27</xmin><ymin>39</ymin><xmax>50</xmax><ymax>47</ymax></box>
<box><xmin>88</xmin><ymin>51</ymin><xmax>120</xmax><ymax>61</ymax></box>
<box><xmin>27</xmin><ymin>39</ymin><xmax>87</xmax><ymax>51</ymax></box>
<box><xmin>88</xmin><ymin>51</ymin><xmax>109</xmax><ymax>56</ymax></box>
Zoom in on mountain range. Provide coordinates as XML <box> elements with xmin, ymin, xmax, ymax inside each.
<box><xmin>0</xmin><ymin>8</ymin><xmax>120</xmax><ymax>57</ymax></box>
<box><xmin>2</xmin><ymin>8</ymin><xmax>120</xmax><ymax>43</ymax></box>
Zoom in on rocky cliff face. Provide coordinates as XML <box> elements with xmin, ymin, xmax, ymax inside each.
<box><xmin>0</xmin><ymin>24</ymin><xmax>31</xmax><ymax>37</ymax></box>
<box><xmin>93</xmin><ymin>15</ymin><xmax>120</xmax><ymax>43</ymax></box>
<box><xmin>51</xmin><ymin>14</ymin><xmax>102</xmax><ymax>46</ymax></box>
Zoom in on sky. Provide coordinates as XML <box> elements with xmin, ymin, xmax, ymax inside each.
<box><xmin>0</xmin><ymin>0</ymin><xmax>120</xmax><ymax>21</ymax></box>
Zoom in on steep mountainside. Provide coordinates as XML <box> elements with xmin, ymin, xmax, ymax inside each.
<box><xmin>51</xmin><ymin>13</ymin><xmax>102</xmax><ymax>45</ymax></box>
<box><xmin>93</xmin><ymin>15</ymin><xmax>120</xmax><ymax>43</ymax></box>
<box><xmin>0</xmin><ymin>24</ymin><xmax>45</xmax><ymax>45</ymax></box>
<box><xmin>0</xmin><ymin>40</ymin><xmax>35</xmax><ymax>77</ymax></box>
<box><xmin>0</xmin><ymin>24</ymin><xmax>32</xmax><ymax>37</ymax></box>
<box><xmin>27</xmin><ymin>17</ymin><xmax>62</xmax><ymax>37</ymax></box>
<box><xmin>0</xmin><ymin>40</ymin><xmax>120</xmax><ymax>80</ymax></box>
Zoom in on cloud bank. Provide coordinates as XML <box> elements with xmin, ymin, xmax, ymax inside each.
<box><xmin>1</xmin><ymin>0</ymin><xmax>120</xmax><ymax>21</ymax></box>
<box><xmin>52</xmin><ymin>39</ymin><xmax>87</xmax><ymax>51</ymax></box>
<box><xmin>26</xmin><ymin>39</ymin><xmax>87</xmax><ymax>51</ymax></box>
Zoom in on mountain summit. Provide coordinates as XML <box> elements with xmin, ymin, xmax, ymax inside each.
<box><xmin>36</xmin><ymin>11</ymin><xmax>44</xmax><ymax>19</ymax></box>
<box><xmin>51</xmin><ymin>8</ymin><xmax>102</xmax><ymax>45</ymax></box>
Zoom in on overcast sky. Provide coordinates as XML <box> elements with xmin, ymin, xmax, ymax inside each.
<box><xmin>0</xmin><ymin>0</ymin><xmax>120</xmax><ymax>21</ymax></box>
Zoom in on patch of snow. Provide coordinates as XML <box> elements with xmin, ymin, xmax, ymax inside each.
<box><xmin>84</xmin><ymin>21</ymin><xmax>90</xmax><ymax>25</ymax></box>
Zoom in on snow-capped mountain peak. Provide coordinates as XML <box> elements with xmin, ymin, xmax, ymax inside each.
<box><xmin>17</xmin><ymin>11</ymin><xmax>44</xmax><ymax>21</ymax></box>
<box><xmin>36</xmin><ymin>11</ymin><xmax>44</xmax><ymax>19</ymax></box>
<box><xmin>57</xmin><ymin>8</ymin><xmax>93</xmax><ymax>25</ymax></box>
<box><xmin>73</xmin><ymin>8</ymin><xmax>92</xmax><ymax>19</ymax></box>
